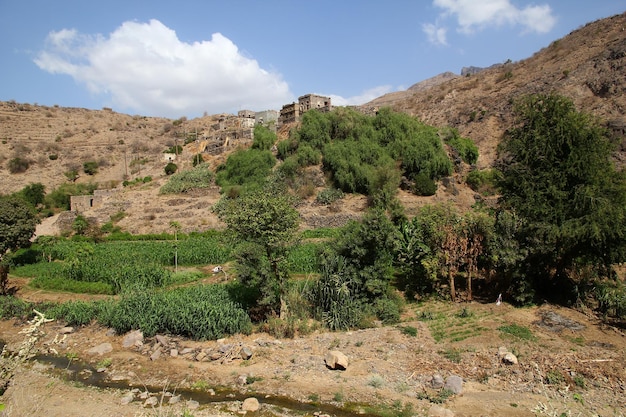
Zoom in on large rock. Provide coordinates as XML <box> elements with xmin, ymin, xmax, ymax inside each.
<box><xmin>431</xmin><ymin>374</ymin><xmax>445</xmax><ymax>389</ymax></box>
<box><xmin>240</xmin><ymin>346</ymin><xmax>253</xmax><ymax>360</ymax></box>
<box><xmin>429</xmin><ymin>405</ymin><xmax>455</xmax><ymax>417</ymax></box>
<box><xmin>324</xmin><ymin>350</ymin><xmax>349</xmax><ymax>370</ymax></box>
<box><xmin>86</xmin><ymin>343</ymin><xmax>112</xmax><ymax>355</ymax></box>
<box><xmin>502</xmin><ymin>352</ymin><xmax>518</xmax><ymax>365</ymax></box>
<box><xmin>444</xmin><ymin>375</ymin><xmax>463</xmax><ymax>395</ymax></box>
<box><xmin>242</xmin><ymin>397</ymin><xmax>260</xmax><ymax>412</ymax></box>
<box><xmin>122</xmin><ymin>330</ymin><xmax>144</xmax><ymax>348</ymax></box>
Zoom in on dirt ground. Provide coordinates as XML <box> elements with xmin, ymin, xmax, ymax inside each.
<box><xmin>0</xmin><ymin>276</ymin><xmax>625</xmax><ymax>417</ymax></box>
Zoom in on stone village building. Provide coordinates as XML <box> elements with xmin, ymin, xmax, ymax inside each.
<box><xmin>278</xmin><ymin>94</ymin><xmax>332</xmax><ymax>125</ymax></box>
<box><xmin>70</xmin><ymin>94</ymin><xmax>329</xmax><ymax>212</ymax></box>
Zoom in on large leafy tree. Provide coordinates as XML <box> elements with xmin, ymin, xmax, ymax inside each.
<box><xmin>213</xmin><ymin>177</ymin><xmax>299</xmax><ymax>318</ymax></box>
<box><xmin>0</xmin><ymin>195</ymin><xmax>40</xmax><ymax>294</ymax></box>
<box><xmin>497</xmin><ymin>94</ymin><xmax>626</xmax><ymax>301</ymax></box>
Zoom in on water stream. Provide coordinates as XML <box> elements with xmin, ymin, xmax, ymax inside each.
<box><xmin>33</xmin><ymin>354</ymin><xmax>377</xmax><ymax>417</ymax></box>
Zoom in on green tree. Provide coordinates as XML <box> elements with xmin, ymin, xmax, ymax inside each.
<box><xmin>497</xmin><ymin>94</ymin><xmax>626</xmax><ymax>303</ymax></box>
<box><xmin>215</xmin><ymin>148</ymin><xmax>275</xmax><ymax>193</ymax></box>
<box><xmin>252</xmin><ymin>125</ymin><xmax>277</xmax><ymax>151</ymax></box>
<box><xmin>18</xmin><ymin>183</ymin><xmax>45</xmax><ymax>207</ymax></box>
<box><xmin>164</xmin><ymin>162</ymin><xmax>178</xmax><ymax>175</ymax></box>
<box><xmin>213</xmin><ymin>178</ymin><xmax>299</xmax><ymax>318</ymax></box>
<box><xmin>314</xmin><ymin>208</ymin><xmax>401</xmax><ymax>325</ymax></box>
<box><xmin>0</xmin><ymin>196</ymin><xmax>40</xmax><ymax>294</ymax></box>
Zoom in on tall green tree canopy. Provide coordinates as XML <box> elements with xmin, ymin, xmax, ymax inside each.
<box><xmin>497</xmin><ymin>93</ymin><xmax>626</xmax><ymax>298</ymax></box>
<box><xmin>0</xmin><ymin>195</ymin><xmax>39</xmax><ymax>261</ymax></box>
<box><xmin>280</xmin><ymin>107</ymin><xmax>454</xmax><ymax>196</ymax></box>
<box><xmin>213</xmin><ymin>178</ymin><xmax>299</xmax><ymax>317</ymax></box>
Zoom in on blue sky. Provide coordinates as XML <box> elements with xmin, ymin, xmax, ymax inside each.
<box><xmin>0</xmin><ymin>0</ymin><xmax>624</xmax><ymax>118</ymax></box>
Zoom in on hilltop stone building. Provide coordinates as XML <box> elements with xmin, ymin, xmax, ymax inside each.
<box><xmin>279</xmin><ymin>94</ymin><xmax>332</xmax><ymax>125</ymax></box>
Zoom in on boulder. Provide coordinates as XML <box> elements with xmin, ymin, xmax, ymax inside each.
<box><xmin>431</xmin><ymin>374</ymin><xmax>445</xmax><ymax>389</ymax></box>
<box><xmin>502</xmin><ymin>352</ymin><xmax>518</xmax><ymax>365</ymax></box>
<box><xmin>59</xmin><ymin>326</ymin><xmax>74</xmax><ymax>334</ymax></box>
<box><xmin>324</xmin><ymin>350</ymin><xmax>349</xmax><ymax>370</ymax></box>
<box><xmin>155</xmin><ymin>334</ymin><xmax>169</xmax><ymax>346</ymax></box>
<box><xmin>444</xmin><ymin>375</ymin><xmax>463</xmax><ymax>394</ymax></box>
<box><xmin>241</xmin><ymin>346</ymin><xmax>253</xmax><ymax>360</ymax></box>
<box><xmin>86</xmin><ymin>343</ymin><xmax>112</xmax><ymax>355</ymax></box>
<box><xmin>122</xmin><ymin>330</ymin><xmax>144</xmax><ymax>348</ymax></box>
<box><xmin>242</xmin><ymin>397</ymin><xmax>260</xmax><ymax>412</ymax></box>
<box><xmin>120</xmin><ymin>393</ymin><xmax>134</xmax><ymax>405</ymax></box>
<box><xmin>150</xmin><ymin>347</ymin><xmax>162</xmax><ymax>361</ymax></box>
<box><xmin>186</xmin><ymin>400</ymin><xmax>200</xmax><ymax>410</ymax></box>
<box><xmin>429</xmin><ymin>404</ymin><xmax>455</xmax><ymax>417</ymax></box>
<box><xmin>143</xmin><ymin>396</ymin><xmax>158</xmax><ymax>407</ymax></box>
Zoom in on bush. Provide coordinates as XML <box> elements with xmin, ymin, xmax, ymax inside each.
<box><xmin>192</xmin><ymin>153</ymin><xmax>204</xmax><ymax>166</ymax></box>
<box><xmin>440</xmin><ymin>128</ymin><xmax>479</xmax><ymax>165</ymax></box>
<box><xmin>595</xmin><ymin>280</ymin><xmax>626</xmax><ymax>319</ymax></box>
<box><xmin>315</xmin><ymin>188</ymin><xmax>344</xmax><ymax>205</ymax></box>
<box><xmin>252</xmin><ymin>125</ymin><xmax>277</xmax><ymax>151</ymax></box>
<box><xmin>83</xmin><ymin>161</ymin><xmax>98</xmax><ymax>175</ymax></box>
<box><xmin>164</xmin><ymin>162</ymin><xmax>178</xmax><ymax>175</ymax></box>
<box><xmin>215</xmin><ymin>149</ymin><xmax>275</xmax><ymax>191</ymax></box>
<box><xmin>160</xmin><ymin>163</ymin><xmax>214</xmax><ymax>194</ymax></box>
<box><xmin>466</xmin><ymin>169</ymin><xmax>500</xmax><ymax>195</ymax></box>
<box><xmin>412</xmin><ymin>172</ymin><xmax>437</xmax><ymax>196</ymax></box>
<box><xmin>7</xmin><ymin>157</ymin><xmax>30</xmax><ymax>173</ymax></box>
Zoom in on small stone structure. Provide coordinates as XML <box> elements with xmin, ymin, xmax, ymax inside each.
<box><xmin>70</xmin><ymin>189</ymin><xmax>119</xmax><ymax>213</ymax></box>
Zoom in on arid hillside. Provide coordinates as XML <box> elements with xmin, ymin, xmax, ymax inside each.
<box><xmin>1</xmin><ymin>12</ymin><xmax>625</xmax><ymax>235</ymax></box>
<box><xmin>366</xmin><ymin>12</ymin><xmax>626</xmax><ymax>169</ymax></box>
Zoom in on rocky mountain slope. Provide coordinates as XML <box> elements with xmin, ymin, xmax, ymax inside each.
<box><xmin>365</xmin><ymin>12</ymin><xmax>626</xmax><ymax>169</ymax></box>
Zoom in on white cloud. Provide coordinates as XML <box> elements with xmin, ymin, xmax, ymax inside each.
<box><xmin>431</xmin><ymin>0</ymin><xmax>556</xmax><ymax>35</ymax></box>
<box><xmin>422</xmin><ymin>23</ymin><xmax>448</xmax><ymax>46</ymax></box>
<box><xmin>34</xmin><ymin>19</ymin><xmax>293</xmax><ymax>118</ymax></box>
<box><xmin>327</xmin><ymin>85</ymin><xmax>395</xmax><ymax>107</ymax></box>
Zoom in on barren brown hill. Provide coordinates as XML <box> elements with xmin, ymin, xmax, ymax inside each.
<box><xmin>366</xmin><ymin>12</ymin><xmax>626</xmax><ymax>169</ymax></box>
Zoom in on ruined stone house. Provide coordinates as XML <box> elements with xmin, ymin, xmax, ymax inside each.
<box><xmin>278</xmin><ymin>94</ymin><xmax>332</xmax><ymax>125</ymax></box>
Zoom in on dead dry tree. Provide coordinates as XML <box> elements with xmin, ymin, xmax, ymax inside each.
<box><xmin>0</xmin><ymin>309</ymin><xmax>52</xmax><ymax>393</ymax></box>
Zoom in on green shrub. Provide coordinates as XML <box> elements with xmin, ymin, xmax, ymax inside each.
<box><xmin>374</xmin><ymin>296</ymin><xmax>401</xmax><ymax>324</ymax></box>
<box><xmin>277</xmin><ymin>156</ymin><xmax>300</xmax><ymax>178</ymax></box>
<box><xmin>398</xmin><ymin>325</ymin><xmax>417</xmax><ymax>337</ymax></box>
<box><xmin>192</xmin><ymin>153</ymin><xmax>204</xmax><ymax>166</ymax></box>
<box><xmin>0</xmin><ymin>296</ymin><xmax>33</xmax><ymax>319</ymax></box>
<box><xmin>440</xmin><ymin>128</ymin><xmax>479</xmax><ymax>165</ymax></box>
<box><xmin>215</xmin><ymin>149</ymin><xmax>275</xmax><ymax>191</ymax></box>
<box><xmin>412</xmin><ymin>172</ymin><xmax>437</xmax><ymax>196</ymax></box>
<box><xmin>252</xmin><ymin>125</ymin><xmax>276</xmax><ymax>151</ymax></box>
<box><xmin>466</xmin><ymin>169</ymin><xmax>500</xmax><ymax>195</ymax></box>
<box><xmin>83</xmin><ymin>161</ymin><xmax>98</xmax><ymax>175</ymax></box>
<box><xmin>7</xmin><ymin>157</ymin><xmax>30</xmax><ymax>173</ymax></box>
<box><xmin>160</xmin><ymin>163</ymin><xmax>214</xmax><ymax>194</ymax></box>
<box><xmin>315</xmin><ymin>188</ymin><xmax>344</xmax><ymax>205</ymax></box>
<box><xmin>48</xmin><ymin>154</ymin><xmax>58</xmax><ymax>160</ymax></box>
<box><xmin>164</xmin><ymin>162</ymin><xmax>178</xmax><ymax>175</ymax></box>
<box><xmin>595</xmin><ymin>280</ymin><xmax>626</xmax><ymax>319</ymax></box>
